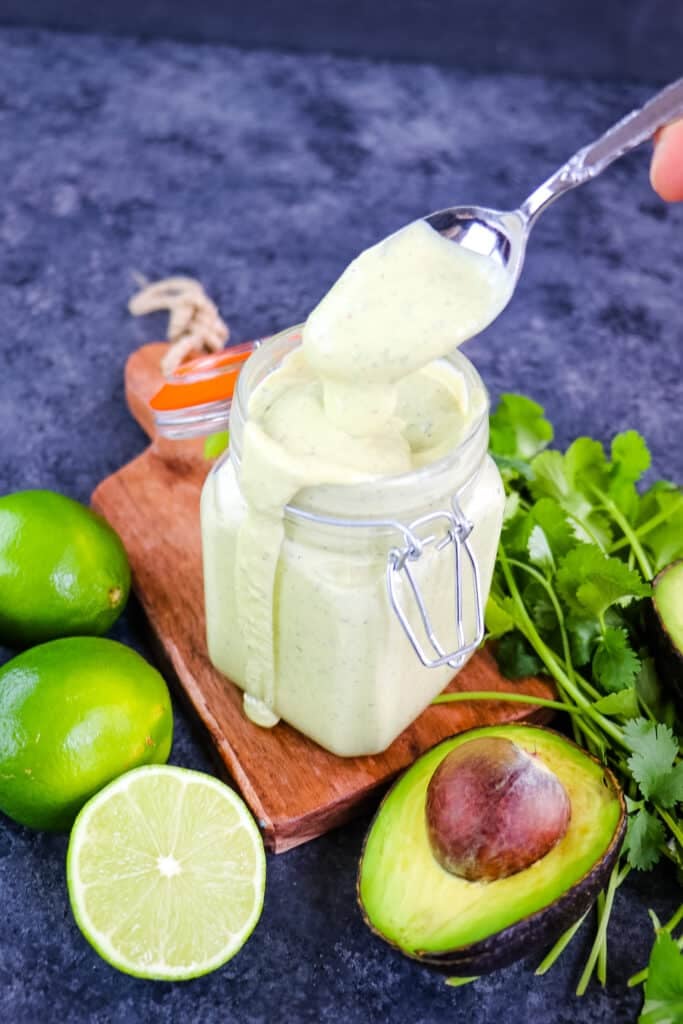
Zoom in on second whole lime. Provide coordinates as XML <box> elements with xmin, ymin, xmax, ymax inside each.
<box><xmin>0</xmin><ymin>637</ymin><xmax>173</xmax><ymax>831</ymax></box>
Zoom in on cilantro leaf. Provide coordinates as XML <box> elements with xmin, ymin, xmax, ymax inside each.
<box><xmin>485</xmin><ymin>594</ymin><xmax>517</xmax><ymax>639</ymax></box>
<box><xmin>566</xmin><ymin>615</ymin><xmax>601</xmax><ymax>666</ymax></box>
<box><xmin>646</xmin><ymin>523</ymin><xmax>683</xmax><ymax>575</ymax></box>
<box><xmin>592</xmin><ymin>687</ymin><xmax>639</xmax><ymax>717</ymax></box>
<box><xmin>570</xmin><ymin>511</ymin><xmax>615</xmax><ymax>550</ymax></box>
<box><xmin>502</xmin><ymin>492</ymin><xmax>520</xmax><ymax>522</ymax></box>
<box><xmin>611</xmin><ymin>430</ymin><xmax>651</xmax><ymax>484</ymax></box>
<box><xmin>501</xmin><ymin>507</ymin><xmax>533</xmax><ymax>556</ymax></box>
<box><xmin>495</xmin><ymin>632</ymin><xmax>544</xmax><ymax>679</ymax></box>
<box><xmin>530</xmin><ymin>450</ymin><xmax>576</xmax><ymax>505</ymax></box>
<box><xmin>607</xmin><ymin>431</ymin><xmax>651</xmax><ymax>521</ymax></box>
<box><xmin>522</xmin><ymin>581</ymin><xmax>557</xmax><ymax>634</ymax></box>
<box><xmin>592</xmin><ymin>627</ymin><xmax>641</xmax><ymax>693</ymax></box>
<box><xmin>650</xmin><ymin>762</ymin><xmax>683</xmax><ymax>810</ymax></box>
<box><xmin>625</xmin><ymin>808</ymin><xmax>665</xmax><ymax>871</ymax></box>
<box><xmin>623</xmin><ymin>717</ymin><xmax>655</xmax><ymax>745</ymax></box>
<box><xmin>637</xmin><ymin>480</ymin><xmax>681</xmax><ymax>526</ymax></box>
<box><xmin>640</xmin><ymin>929</ymin><xmax>683</xmax><ymax>1024</ymax></box>
<box><xmin>203</xmin><ymin>431</ymin><xmax>229</xmax><ymax>459</ymax></box>
<box><xmin>528</xmin><ymin>524</ymin><xmax>555</xmax><ymax>575</ymax></box>
<box><xmin>556</xmin><ymin>545</ymin><xmax>650</xmax><ymax>618</ymax></box>
<box><xmin>624</xmin><ymin>719</ymin><xmax>681</xmax><ymax>804</ymax></box>
<box><xmin>635</xmin><ymin>482</ymin><xmax>683</xmax><ymax>573</ymax></box>
<box><xmin>489</xmin><ymin>393</ymin><xmax>553</xmax><ymax>461</ymax></box>
<box><xmin>530</xmin><ymin>498</ymin><xmax>575</xmax><ymax>560</ymax></box>
<box><xmin>491</xmin><ymin>453</ymin><xmax>535</xmax><ymax>484</ymax></box>
<box><xmin>564</xmin><ymin>436</ymin><xmax>609</xmax><ymax>491</ymax></box>
<box><xmin>530</xmin><ymin>449</ymin><xmax>613</xmax><ymax>549</ymax></box>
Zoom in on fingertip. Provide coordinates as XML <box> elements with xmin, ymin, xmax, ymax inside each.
<box><xmin>650</xmin><ymin>121</ymin><xmax>683</xmax><ymax>202</ymax></box>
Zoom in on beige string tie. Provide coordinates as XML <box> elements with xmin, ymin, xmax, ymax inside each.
<box><xmin>129</xmin><ymin>276</ymin><xmax>230</xmax><ymax>376</ymax></box>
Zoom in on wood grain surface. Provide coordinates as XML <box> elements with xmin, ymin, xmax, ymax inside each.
<box><xmin>92</xmin><ymin>343</ymin><xmax>557</xmax><ymax>852</ymax></box>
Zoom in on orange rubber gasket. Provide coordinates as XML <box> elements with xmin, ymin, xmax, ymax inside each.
<box><xmin>149</xmin><ymin>342</ymin><xmax>256</xmax><ymax>412</ymax></box>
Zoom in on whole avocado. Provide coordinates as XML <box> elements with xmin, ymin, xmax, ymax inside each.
<box><xmin>0</xmin><ymin>489</ymin><xmax>130</xmax><ymax>647</ymax></box>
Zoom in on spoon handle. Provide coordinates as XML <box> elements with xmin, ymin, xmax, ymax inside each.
<box><xmin>520</xmin><ymin>77</ymin><xmax>683</xmax><ymax>226</ymax></box>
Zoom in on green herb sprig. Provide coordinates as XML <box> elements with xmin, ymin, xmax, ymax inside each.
<box><xmin>486</xmin><ymin>394</ymin><xmax>682</xmax><ymax>997</ymax></box>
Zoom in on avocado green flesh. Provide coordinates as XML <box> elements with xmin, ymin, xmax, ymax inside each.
<box><xmin>654</xmin><ymin>561</ymin><xmax>683</xmax><ymax>653</ymax></box>
<box><xmin>359</xmin><ymin>725</ymin><xmax>622</xmax><ymax>956</ymax></box>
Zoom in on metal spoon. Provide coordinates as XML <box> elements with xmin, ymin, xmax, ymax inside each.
<box><xmin>426</xmin><ymin>76</ymin><xmax>683</xmax><ymax>290</ymax></box>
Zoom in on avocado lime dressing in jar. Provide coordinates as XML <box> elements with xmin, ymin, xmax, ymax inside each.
<box><xmin>198</xmin><ymin>220</ymin><xmax>512</xmax><ymax>756</ymax></box>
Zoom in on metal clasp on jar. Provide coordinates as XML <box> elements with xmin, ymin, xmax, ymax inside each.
<box><xmin>291</xmin><ymin>493</ymin><xmax>484</xmax><ymax>671</ymax></box>
<box><xmin>386</xmin><ymin>495</ymin><xmax>484</xmax><ymax>670</ymax></box>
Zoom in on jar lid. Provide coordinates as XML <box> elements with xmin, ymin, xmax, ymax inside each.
<box><xmin>150</xmin><ymin>342</ymin><xmax>257</xmax><ymax>439</ymax></box>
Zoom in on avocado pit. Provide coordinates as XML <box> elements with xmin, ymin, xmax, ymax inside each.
<box><xmin>425</xmin><ymin>736</ymin><xmax>571</xmax><ymax>882</ymax></box>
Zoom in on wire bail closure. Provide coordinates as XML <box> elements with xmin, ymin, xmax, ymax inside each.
<box><xmin>386</xmin><ymin>495</ymin><xmax>484</xmax><ymax>670</ymax></box>
<box><xmin>269</xmin><ymin>487</ymin><xmax>485</xmax><ymax>674</ymax></box>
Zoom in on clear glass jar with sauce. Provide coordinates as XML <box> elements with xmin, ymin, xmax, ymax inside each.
<box><xmin>198</xmin><ymin>325</ymin><xmax>505</xmax><ymax>757</ymax></box>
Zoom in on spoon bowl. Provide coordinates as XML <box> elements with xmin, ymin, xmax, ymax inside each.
<box><xmin>426</xmin><ymin>76</ymin><xmax>683</xmax><ymax>311</ymax></box>
<box><xmin>426</xmin><ymin>205</ymin><xmax>527</xmax><ymax>281</ymax></box>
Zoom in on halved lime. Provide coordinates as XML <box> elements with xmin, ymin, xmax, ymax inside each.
<box><xmin>67</xmin><ymin>765</ymin><xmax>266</xmax><ymax>980</ymax></box>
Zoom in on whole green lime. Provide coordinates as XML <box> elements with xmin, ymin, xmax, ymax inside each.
<box><xmin>0</xmin><ymin>637</ymin><xmax>173</xmax><ymax>830</ymax></box>
<box><xmin>0</xmin><ymin>489</ymin><xmax>131</xmax><ymax>647</ymax></box>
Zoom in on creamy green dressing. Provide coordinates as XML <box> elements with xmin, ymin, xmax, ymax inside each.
<box><xmin>202</xmin><ymin>219</ymin><xmax>512</xmax><ymax>739</ymax></box>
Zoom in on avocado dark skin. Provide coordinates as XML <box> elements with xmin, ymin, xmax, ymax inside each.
<box><xmin>357</xmin><ymin>725</ymin><xmax>626</xmax><ymax>976</ymax></box>
<box><xmin>406</xmin><ymin>830</ymin><xmax>624</xmax><ymax>974</ymax></box>
<box><xmin>646</xmin><ymin>560</ymin><xmax>683</xmax><ymax>717</ymax></box>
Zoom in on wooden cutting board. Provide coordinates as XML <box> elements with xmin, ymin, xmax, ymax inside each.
<box><xmin>92</xmin><ymin>343</ymin><xmax>556</xmax><ymax>852</ymax></box>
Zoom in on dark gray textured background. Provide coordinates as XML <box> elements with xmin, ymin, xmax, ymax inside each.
<box><xmin>0</xmin><ymin>24</ymin><xmax>681</xmax><ymax>1024</ymax></box>
<box><xmin>1</xmin><ymin>0</ymin><xmax>682</xmax><ymax>82</ymax></box>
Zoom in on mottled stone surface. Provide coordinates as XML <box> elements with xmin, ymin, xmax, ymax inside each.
<box><xmin>1</xmin><ymin>0</ymin><xmax>682</xmax><ymax>83</ymax></box>
<box><xmin>0</xmin><ymin>26</ymin><xmax>681</xmax><ymax>1024</ymax></box>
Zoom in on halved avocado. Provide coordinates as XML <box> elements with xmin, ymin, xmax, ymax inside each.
<box><xmin>358</xmin><ymin>724</ymin><xmax>625</xmax><ymax>975</ymax></box>
<box><xmin>647</xmin><ymin>560</ymin><xmax>683</xmax><ymax>713</ymax></box>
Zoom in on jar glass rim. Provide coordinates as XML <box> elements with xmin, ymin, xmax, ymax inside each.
<box><xmin>227</xmin><ymin>323</ymin><xmax>491</xmax><ymax>521</ymax></box>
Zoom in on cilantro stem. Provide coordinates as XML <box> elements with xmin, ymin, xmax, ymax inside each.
<box><xmin>637</xmin><ymin>697</ymin><xmax>658</xmax><ymax>725</ymax></box>
<box><xmin>565</xmin><ymin>510</ymin><xmax>608</xmax><ymax>551</ymax></box>
<box><xmin>627</xmin><ymin>967</ymin><xmax>646</xmax><ymax>988</ymax></box>
<box><xmin>596</xmin><ymin>891</ymin><xmax>607</xmax><ymax>985</ymax></box>
<box><xmin>613</xmin><ymin>765</ymin><xmax>683</xmax><ymax>851</ymax></box>
<box><xmin>506</xmin><ymin>557</ymin><xmax>580</xmax><ymax>683</ymax></box>
<box><xmin>432</xmin><ymin>691</ymin><xmax>574</xmax><ymax>713</ymax></box>
<box><xmin>591</xmin><ymin>486</ymin><xmax>654</xmax><ymax>580</ymax></box>
<box><xmin>628</xmin><ymin>906</ymin><xmax>683</xmax><ymax>987</ymax></box>
<box><xmin>499</xmin><ymin>548</ymin><xmax>626</xmax><ymax>750</ymax></box>
<box><xmin>608</xmin><ymin>499</ymin><xmax>683</xmax><ymax>556</ymax></box>
<box><xmin>657</xmin><ymin>843</ymin><xmax>681</xmax><ymax>867</ymax></box>
<box><xmin>663</xmin><ymin>903</ymin><xmax>683</xmax><ymax>935</ymax></box>
<box><xmin>627</xmin><ymin>938</ymin><xmax>683</xmax><ymax>988</ymax></box>
<box><xmin>505</xmin><ymin>557</ymin><xmax>601</xmax><ymax>702</ymax></box>
<box><xmin>657</xmin><ymin>806</ymin><xmax>683</xmax><ymax>850</ymax></box>
<box><xmin>576</xmin><ymin>862</ymin><xmax>630</xmax><ymax>995</ymax></box>
<box><xmin>535</xmin><ymin>911</ymin><xmax>589</xmax><ymax>975</ymax></box>
<box><xmin>573</xmin><ymin>668</ymin><xmax>601</xmax><ymax>703</ymax></box>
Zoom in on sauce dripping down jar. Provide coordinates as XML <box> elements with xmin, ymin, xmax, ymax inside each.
<box><xmin>198</xmin><ymin>325</ymin><xmax>504</xmax><ymax>756</ymax></box>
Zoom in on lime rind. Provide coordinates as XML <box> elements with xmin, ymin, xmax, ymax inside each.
<box><xmin>67</xmin><ymin>765</ymin><xmax>266</xmax><ymax>981</ymax></box>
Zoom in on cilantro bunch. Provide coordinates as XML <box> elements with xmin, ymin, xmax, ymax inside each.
<box><xmin>487</xmin><ymin>394</ymin><xmax>683</xmax><ymax>998</ymax></box>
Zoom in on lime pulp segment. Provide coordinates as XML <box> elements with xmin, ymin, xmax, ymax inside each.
<box><xmin>67</xmin><ymin>765</ymin><xmax>266</xmax><ymax>980</ymax></box>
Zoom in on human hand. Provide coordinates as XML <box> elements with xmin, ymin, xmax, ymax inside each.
<box><xmin>650</xmin><ymin>120</ymin><xmax>683</xmax><ymax>201</ymax></box>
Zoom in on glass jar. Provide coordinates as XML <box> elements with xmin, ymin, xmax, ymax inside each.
<box><xmin>199</xmin><ymin>325</ymin><xmax>505</xmax><ymax>757</ymax></box>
